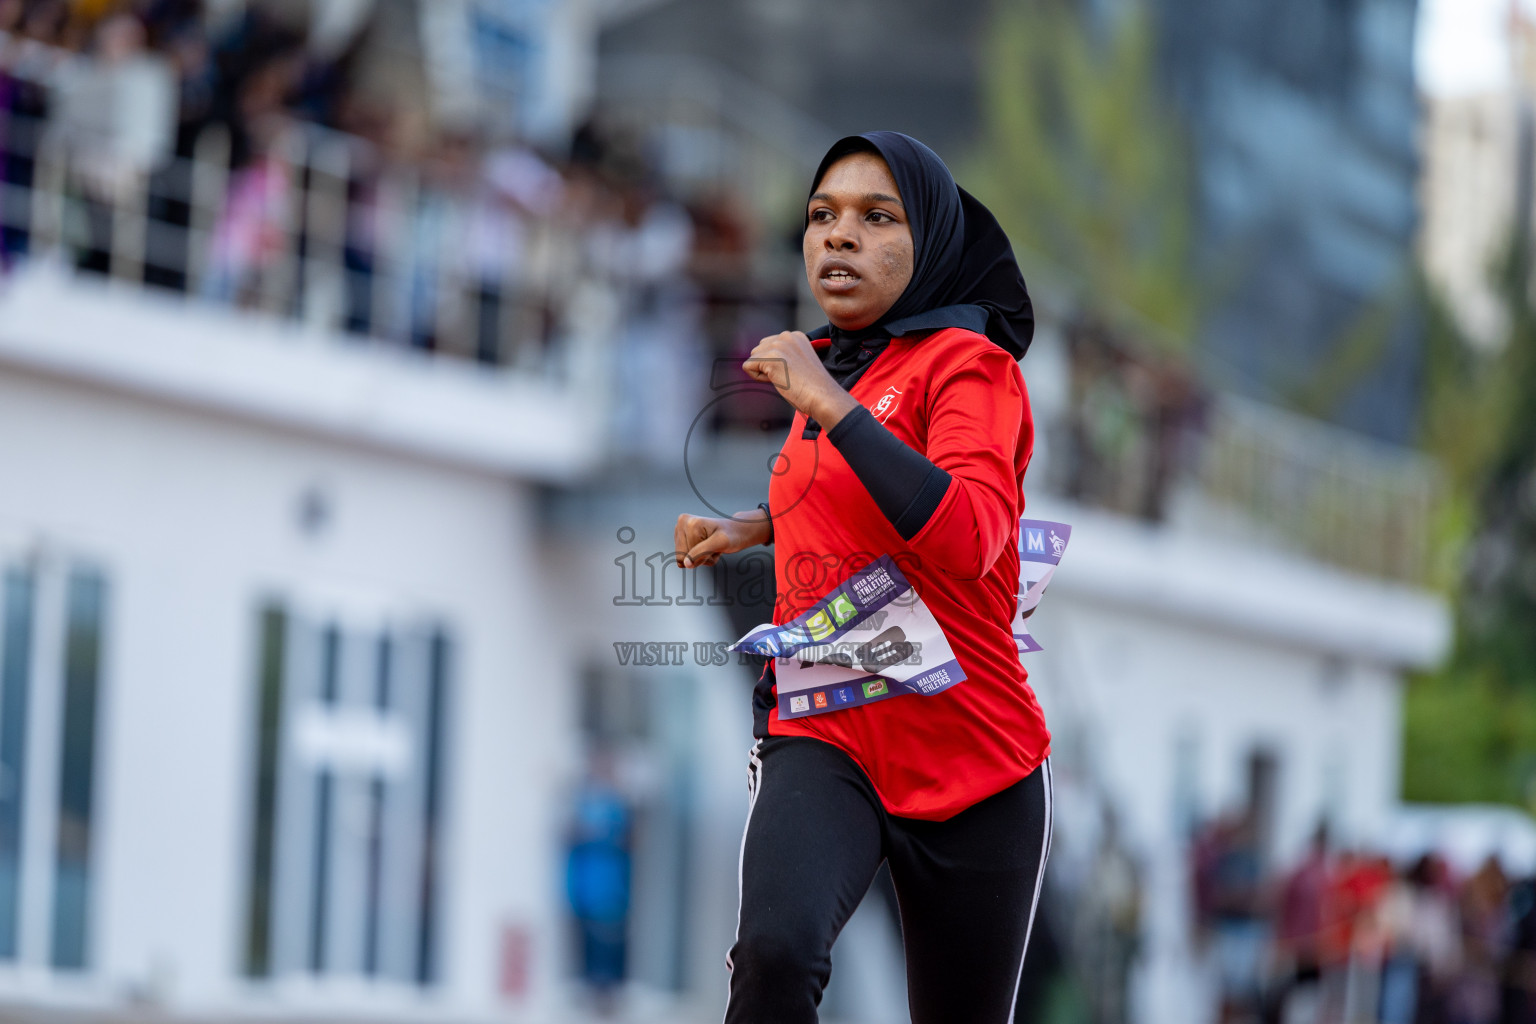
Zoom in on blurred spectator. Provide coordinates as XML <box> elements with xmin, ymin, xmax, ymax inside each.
<box><xmin>1193</xmin><ymin>810</ymin><xmax>1271</xmax><ymax>1022</ymax></box>
<box><xmin>467</xmin><ymin>140</ymin><xmax>563</xmax><ymax>365</ymax></box>
<box><xmin>564</xmin><ymin>750</ymin><xmax>633</xmax><ymax>1015</ymax></box>
<box><xmin>1062</xmin><ymin>314</ymin><xmax>1206</xmax><ymax>523</ymax></box>
<box><xmin>55</xmin><ymin>10</ymin><xmax>173</xmax><ymax>202</ymax></box>
<box><xmin>1454</xmin><ymin>856</ymin><xmax>1511</xmax><ymax>1024</ymax></box>
<box><xmin>398</xmin><ymin>127</ymin><xmax>477</xmax><ymax>352</ymax></box>
<box><xmin>1504</xmin><ymin>877</ymin><xmax>1536</xmax><ymax>1023</ymax></box>
<box><xmin>1343</xmin><ymin>855</ymin><xmax>1395</xmax><ymax>1023</ymax></box>
<box><xmin>0</xmin><ymin>9</ymin><xmax>54</xmax><ymax>264</ymax></box>
<box><xmin>0</xmin><ymin>0</ymin><xmax>769</xmax><ymax>475</ymax></box>
<box><xmin>582</xmin><ymin>141</ymin><xmax>701</xmax><ymax>466</ymax></box>
<box><xmin>15</xmin><ymin>0</ymin><xmax>67</xmax><ymax>47</ymax></box>
<box><xmin>1182</xmin><ymin>813</ymin><xmax>1536</xmax><ymax>1024</ymax></box>
<box><xmin>1376</xmin><ymin>862</ymin><xmax>1422</xmax><ymax>1024</ymax></box>
<box><xmin>1408</xmin><ymin>854</ymin><xmax>1463</xmax><ymax>1024</ymax></box>
<box><xmin>1273</xmin><ymin>824</ymin><xmax>1330</xmax><ymax>1023</ymax></box>
<box><xmin>202</xmin><ymin>106</ymin><xmax>292</xmax><ymax>305</ymax></box>
<box><xmin>1078</xmin><ymin>808</ymin><xmax>1142</xmax><ymax>1024</ymax></box>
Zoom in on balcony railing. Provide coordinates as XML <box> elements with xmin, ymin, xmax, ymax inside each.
<box><xmin>1191</xmin><ymin>394</ymin><xmax>1441</xmax><ymax>586</ymax></box>
<box><xmin>0</xmin><ymin>50</ymin><xmax>615</xmax><ymax>380</ymax></box>
<box><xmin>1051</xmin><ymin>318</ymin><xmax>1443</xmax><ymax>585</ymax></box>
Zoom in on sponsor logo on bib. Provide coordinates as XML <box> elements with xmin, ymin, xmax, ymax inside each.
<box><xmin>806</xmin><ymin>609</ymin><xmax>835</xmax><ymax>641</ymax></box>
<box><xmin>829</xmin><ymin>592</ymin><xmax>858</xmax><ymax>625</ymax></box>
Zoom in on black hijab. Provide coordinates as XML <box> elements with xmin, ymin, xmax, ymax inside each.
<box><xmin>800</xmin><ymin>132</ymin><xmax>1034</xmax><ymax>436</ymax></box>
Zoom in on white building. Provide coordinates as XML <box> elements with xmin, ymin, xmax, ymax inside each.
<box><xmin>0</xmin><ymin>255</ymin><xmax>1456</xmax><ymax>1024</ymax></box>
<box><xmin>0</xmin><ymin>260</ymin><xmax>609</xmax><ymax>1020</ymax></box>
<box><xmin>0</xmin><ymin>37</ymin><xmax>1454</xmax><ymax>1024</ymax></box>
<box><xmin>1416</xmin><ymin>11</ymin><xmax>1536</xmax><ymax>349</ymax></box>
<box><xmin>1418</xmin><ymin>87</ymin><xmax>1519</xmax><ymax>347</ymax></box>
<box><xmin>1024</xmin><ymin>496</ymin><xmax>1448</xmax><ymax>1023</ymax></box>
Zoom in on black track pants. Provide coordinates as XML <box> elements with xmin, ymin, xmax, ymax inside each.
<box><xmin>724</xmin><ymin>735</ymin><xmax>1054</xmax><ymax>1024</ymax></box>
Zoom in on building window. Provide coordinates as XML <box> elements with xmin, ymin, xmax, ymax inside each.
<box><xmin>0</xmin><ymin>558</ymin><xmax>108</xmax><ymax>971</ymax></box>
<box><xmin>51</xmin><ymin>570</ymin><xmax>106</xmax><ymax>969</ymax></box>
<box><xmin>0</xmin><ymin>568</ymin><xmax>34</xmax><ymax>961</ymax></box>
<box><xmin>243</xmin><ymin>604</ymin><xmax>451</xmax><ymax>985</ymax></box>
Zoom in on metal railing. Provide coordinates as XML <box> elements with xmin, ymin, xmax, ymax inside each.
<box><xmin>0</xmin><ymin>60</ymin><xmax>604</xmax><ymax>376</ymax></box>
<box><xmin>1192</xmin><ymin>394</ymin><xmax>1442</xmax><ymax>585</ymax></box>
<box><xmin>1051</xmin><ymin>319</ymin><xmax>1443</xmax><ymax>585</ymax></box>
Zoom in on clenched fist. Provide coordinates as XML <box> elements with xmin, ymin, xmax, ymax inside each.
<box><xmin>743</xmin><ymin>331</ymin><xmax>859</xmax><ymax>430</ymax></box>
<box><xmin>674</xmin><ymin>509</ymin><xmax>773</xmax><ymax>568</ymax></box>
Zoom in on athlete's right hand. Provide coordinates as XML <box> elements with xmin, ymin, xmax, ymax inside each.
<box><xmin>674</xmin><ymin>510</ymin><xmax>772</xmax><ymax>568</ymax></box>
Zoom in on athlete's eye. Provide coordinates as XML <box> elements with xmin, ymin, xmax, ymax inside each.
<box><xmin>809</xmin><ymin>208</ymin><xmax>835</xmax><ymax>223</ymax></box>
<box><xmin>867</xmin><ymin>210</ymin><xmax>896</xmax><ymax>223</ymax></box>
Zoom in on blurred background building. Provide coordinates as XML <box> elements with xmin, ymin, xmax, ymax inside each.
<box><xmin>2</xmin><ymin>0</ymin><xmax>1534</xmax><ymax>1021</ymax></box>
<box><xmin>1148</xmin><ymin>0</ymin><xmax>1424</xmax><ymax>444</ymax></box>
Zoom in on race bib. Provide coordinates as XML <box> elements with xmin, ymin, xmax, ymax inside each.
<box><xmin>1013</xmin><ymin>519</ymin><xmax>1072</xmax><ymax>654</ymax></box>
<box><xmin>729</xmin><ymin>554</ymin><xmax>964</xmax><ymax>719</ymax></box>
<box><xmin>729</xmin><ymin>519</ymin><xmax>1072</xmax><ymax>719</ymax></box>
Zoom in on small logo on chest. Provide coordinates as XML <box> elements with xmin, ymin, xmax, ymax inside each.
<box><xmin>870</xmin><ymin>386</ymin><xmax>903</xmax><ymax>424</ymax></box>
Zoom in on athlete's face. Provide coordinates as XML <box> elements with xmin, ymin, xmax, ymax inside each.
<box><xmin>804</xmin><ymin>152</ymin><xmax>914</xmax><ymax>332</ymax></box>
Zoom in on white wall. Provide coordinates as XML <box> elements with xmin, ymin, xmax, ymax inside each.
<box><xmin>0</xmin><ymin>288</ymin><xmax>1453</xmax><ymax>1024</ymax></box>
<box><xmin>539</xmin><ymin>499</ymin><xmax>915</xmax><ymax>1022</ymax></box>
<box><xmin>539</xmin><ymin>524</ymin><xmax>759</xmax><ymax>1020</ymax></box>
<box><xmin>1021</xmin><ymin>500</ymin><xmax>1443</xmax><ymax>1024</ymax></box>
<box><xmin>0</xmin><ymin>366</ymin><xmax>575</xmax><ymax>1021</ymax></box>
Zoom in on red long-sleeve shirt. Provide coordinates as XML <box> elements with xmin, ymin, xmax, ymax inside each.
<box><xmin>762</xmin><ymin>326</ymin><xmax>1051</xmax><ymax>820</ymax></box>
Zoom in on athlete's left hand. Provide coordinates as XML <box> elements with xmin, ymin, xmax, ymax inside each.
<box><xmin>744</xmin><ymin>331</ymin><xmax>860</xmax><ymax>429</ymax></box>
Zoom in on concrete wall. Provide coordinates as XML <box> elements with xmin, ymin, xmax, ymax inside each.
<box><xmin>1024</xmin><ymin>500</ymin><xmax>1443</xmax><ymax>1024</ymax></box>
<box><xmin>0</xmin><ymin>366</ymin><xmax>574</xmax><ymax>1021</ymax></box>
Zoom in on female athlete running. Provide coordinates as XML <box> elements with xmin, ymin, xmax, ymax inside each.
<box><xmin>675</xmin><ymin>131</ymin><xmax>1052</xmax><ymax>1024</ymax></box>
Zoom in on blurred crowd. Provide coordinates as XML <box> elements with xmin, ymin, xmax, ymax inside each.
<box><xmin>1194</xmin><ymin>814</ymin><xmax>1536</xmax><ymax>1024</ymax></box>
<box><xmin>0</xmin><ymin>0</ymin><xmax>796</xmax><ymax>457</ymax></box>
<box><xmin>1057</xmin><ymin>314</ymin><xmax>1208</xmax><ymax>523</ymax></box>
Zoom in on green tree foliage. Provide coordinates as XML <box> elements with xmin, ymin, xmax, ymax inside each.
<box><xmin>966</xmin><ymin>0</ymin><xmax>1200</xmax><ymax>348</ymax></box>
<box><xmin>1403</xmin><ymin>231</ymin><xmax>1536</xmax><ymax>807</ymax></box>
<box><xmin>1403</xmin><ymin>667</ymin><xmax>1536</xmax><ymax>806</ymax></box>
<box><xmin>1417</xmin><ymin>277</ymin><xmax>1513</xmax><ymax>592</ymax></box>
<box><xmin>1458</xmin><ymin>236</ymin><xmax>1536</xmax><ymax>684</ymax></box>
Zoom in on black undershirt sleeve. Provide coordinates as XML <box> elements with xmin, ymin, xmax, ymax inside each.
<box><xmin>825</xmin><ymin>405</ymin><xmax>952</xmax><ymax>541</ymax></box>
